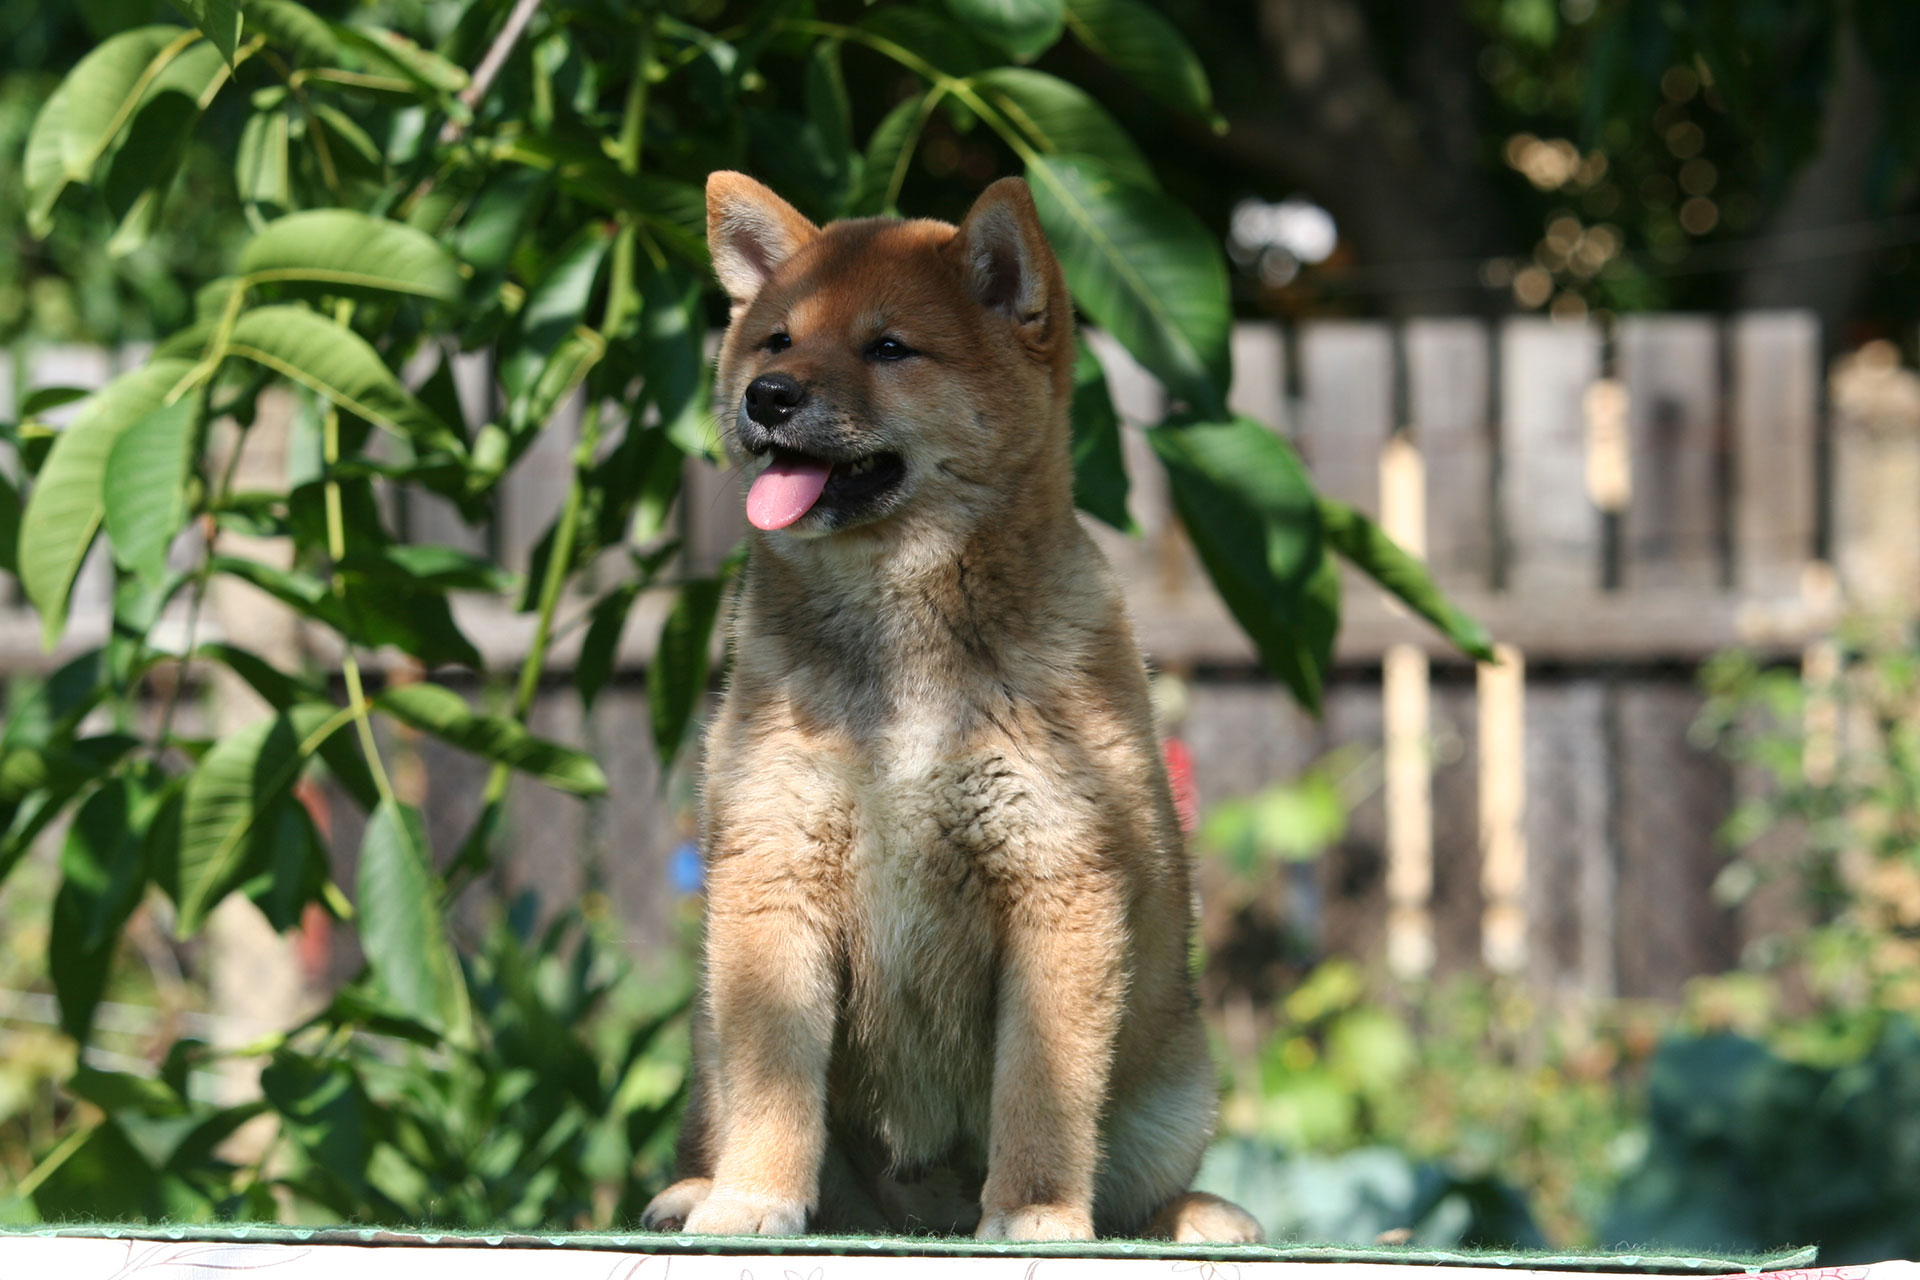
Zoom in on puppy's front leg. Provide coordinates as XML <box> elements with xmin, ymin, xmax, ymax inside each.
<box><xmin>683</xmin><ymin>862</ymin><xmax>837</xmax><ymax>1236</ymax></box>
<box><xmin>977</xmin><ymin>878</ymin><xmax>1126</xmax><ymax>1242</ymax></box>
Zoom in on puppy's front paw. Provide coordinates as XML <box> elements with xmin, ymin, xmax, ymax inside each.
<box><xmin>641</xmin><ymin>1177</ymin><xmax>713</xmax><ymax>1232</ymax></box>
<box><xmin>975</xmin><ymin>1203</ymin><xmax>1094</xmax><ymax>1241</ymax></box>
<box><xmin>681</xmin><ymin>1187</ymin><xmax>809</xmax><ymax>1236</ymax></box>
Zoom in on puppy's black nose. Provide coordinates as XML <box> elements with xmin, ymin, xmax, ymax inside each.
<box><xmin>744</xmin><ymin>373</ymin><xmax>805</xmax><ymax>428</ymax></box>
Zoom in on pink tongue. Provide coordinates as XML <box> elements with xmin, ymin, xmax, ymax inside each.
<box><xmin>746</xmin><ymin>457</ymin><xmax>834</xmax><ymax>530</ymax></box>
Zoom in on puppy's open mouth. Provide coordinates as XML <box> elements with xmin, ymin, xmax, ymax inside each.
<box><xmin>746</xmin><ymin>447</ymin><xmax>906</xmax><ymax>531</ymax></box>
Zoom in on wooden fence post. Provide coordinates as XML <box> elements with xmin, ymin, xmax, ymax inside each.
<box><xmin>1479</xmin><ymin>643</ymin><xmax>1527</xmax><ymax>974</ymax></box>
<box><xmin>1381</xmin><ymin>436</ymin><xmax>1433</xmax><ymax>979</ymax></box>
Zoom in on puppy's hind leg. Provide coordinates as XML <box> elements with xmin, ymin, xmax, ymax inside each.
<box><xmin>1146</xmin><ymin>1191</ymin><xmax>1263</xmax><ymax>1244</ymax></box>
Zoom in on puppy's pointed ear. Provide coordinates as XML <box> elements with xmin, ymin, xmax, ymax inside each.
<box><xmin>951</xmin><ymin>178</ymin><xmax>1059</xmax><ymax>340</ymax></box>
<box><xmin>706</xmin><ymin>171</ymin><xmax>820</xmax><ymax>310</ymax></box>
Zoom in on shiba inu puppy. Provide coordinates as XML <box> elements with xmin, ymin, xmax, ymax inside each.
<box><xmin>640</xmin><ymin>172</ymin><xmax>1260</xmax><ymax>1244</ymax></box>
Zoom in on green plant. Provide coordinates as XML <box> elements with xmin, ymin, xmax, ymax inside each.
<box><xmin>1697</xmin><ymin>622</ymin><xmax>1920</xmax><ymax>1034</ymax></box>
<box><xmin>0</xmin><ymin>0</ymin><xmax>1487</xmax><ymax>1226</ymax></box>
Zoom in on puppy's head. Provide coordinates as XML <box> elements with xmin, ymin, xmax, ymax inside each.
<box><xmin>706</xmin><ymin>172</ymin><xmax>1074</xmax><ymax>543</ymax></box>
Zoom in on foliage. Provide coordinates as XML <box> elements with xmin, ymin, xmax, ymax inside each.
<box><xmin>1605</xmin><ymin>1021</ymin><xmax>1920</xmax><ymax>1264</ymax></box>
<box><xmin>1696</xmin><ymin>621</ymin><xmax>1920</xmax><ymax>1025</ymax></box>
<box><xmin>2</xmin><ymin>903</ymin><xmax>690</xmax><ymax>1226</ymax></box>
<box><xmin>0</xmin><ymin>0</ymin><xmax>1483</xmax><ymax>1230</ymax></box>
<box><xmin>1209</xmin><ymin>960</ymin><xmax>1650</xmax><ymax>1246</ymax></box>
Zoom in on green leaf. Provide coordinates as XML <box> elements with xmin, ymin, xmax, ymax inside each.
<box><xmin>29</xmin><ymin>1122</ymin><xmax>165</xmax><ymax>1221</ymax></box>
<box><xmin>100</xmin><ymin>42</ymin><xmax>229</xmax><ymax>256</ymax></box>
<box><xmin>650</xmin><ymin>576</ymin><xmax>727</xmax><ymax>770</ymax></box>
<box><xmin>175</xmin><ymin>0</ymin><xmax>241</xmax><ymax>65</ymax></box>
<box><xmin>640</xmin><ymin>262</ymin><xmax>715</xmax><ymax>461</ymax></box>
<box><xmin>213</xmin><ymin>555</ymin><xmax>483</xmax><ymax>669</ymax></box>
<box><xmin>225</xmin><ymin>306</ymin><xmax>458</xmax><ymax>450</ymax></box>
<box><xmin>577</xmin><ymin>545</ymin><xmax>677</xmax><ymax>714</ymax></box>
<box><xmin>51</xmin><ymin>776</ymin><xmax>158</xmax><ymax>1040</ymax></box>
<box><xmin>854</xmin><ymin>93</ymin><xmax>933</xmax><ymax>216</ymax></box>
<box><xmin>102</xmin><ymin>397</ymin><xmax>199</xmax><ymax>585</ymax></box>
<box><xmin>1071</xmin><ymin>339</ymin><xmax>1133</xmax><ymax>532</ymax></box>
<box><xmin>329</xmin><ymin>23</ymin><xmax>467</xmax><ymax>94</ymax></box>
<box><xmin>860</xmin><ymin>8</ymin><xmax>998</xmax><ymax>77</ymax></box>
<box><xmin>1149</xmin><ymin>417</ymin><xmax>1335</xmax><ymax>712</ymax></box>
<box><xmin>1025</xmin><ymin>155</ymin><xmax>1231</xmax><ymax>419</ymax></box>
<box><xmin>0</xmin><ymin>471</ymin><xmax>19</xmax><ymax>576</ymax></box>
<box><xmin>188</xmin><ymin>644</ymin><xmax>382</xmax><ymax>809</ymax></box>
<box><xmin>341</xmin><ymin>543</ymin><xmax>513</xmax><ymax>593</ymax></box>
<box><xmin>577</xmin><ymin>584</ymin><xmax>640</xmax><ymax>715</ymax></box>
<box><xmin>805</xmin><ymin>40</ymin><xmax>857</xmax><ymax>215</ymax></box>
<box><xmin>376</xmin><ymin>682</ymin><xmax>607</xmax><ymax>795</ymax></box>
<box><xmin>1064</xmin><ymin>0</ymin><xmax>1220</xmax><ymax>127</ymax></box>
<box><xmin>241</xmin><ymin>0</ymin><xmax>339</xmax><ymax>66</ymax></box>
<box><xmin>356</xmin><ymin>799</ymin><xmax>471</xmax><ymax>1042</ymax></box>
<box><xmin>945</xmin><ymin>0</ymin><xmax>1066</xmax><ymax>60</ymax></box>
<box><xmin>23</xmin><ymin>26</ymin><xmax>202</xmax><ymax>236</ymax></box>
<box><xmin>970</xmin><ymin>68</ymin><xmax>1155</xmax><ymax>190</ymax></box>
<box><xmin>18</xmin><ymin>359</ymin><xmax>198</xmax><ymax>648</ymax></box>
<box><xmin>501</xmin><ymin>225</ymin><xmax>612</xmax><ymax>403</ymax></box>
<box><xmin>1318</xmin><ymin>496</ymin><xmax>1496</xmax><ymax>663</ymax></box>
<box><xmin>173</xmin><ymin>702</ymin><xmax>354</xmax><ymax>935</ymax></box>
<box><xmin>240</xmin><ymin>210</ymin><xmax>463</xmax><ymax>302</ymax></box>
<box><xmin>235</xmin><ymin>109</ymin><xmax>291</xmax><ymax>209</ymax></box>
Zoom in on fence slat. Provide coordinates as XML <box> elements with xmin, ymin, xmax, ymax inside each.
<box><xmin>1084</xmin><ymin>330</ymin><xmax>1172</xmax><ymax>588</ymax></box>
<box><xmin>1523</xmin><ymin>678</ymin><xmax>1612</xmax><ymax>995</ymax></box>
<box><xmin>1406</xmin><ymin>318</ymin><xmax>1494</xmax><ymax>588</ymax></box>
<box><xmin>683</xmin><ymin>456</ymin><xmax>747</xmax><ymax>577</ymax></box>
<box><xmin>1297</xmin><ymin>322</ymin><xmax>1394</xmax><ymax>516</ymax></box>
<box><xmin>1613</xmin><ymin>683</ymin><xmax>1738</xmax><ymax>999</ymax></box>
<box><xmin>1229</xmin><ymin>322</ymin><xmax>1288</xmax><ymax>434</ymax></box>
<box><xmin>1502</xmin><ymin>319</ymin><xmax>1601</xmax><ymax>595</ymax></box>
<box><xmin>1731</xmin><ymin>312</ymin><xmax>1819</xmax><ymax>594</ymax></box>
<box><xmin>1619</xmin><ymin>315</ymin><xmax>1723</xmax><ymax>588</ymax></box>
<box><xmin>499</xmin><ymin>391</ymin><xmax>582</xmax><ymax>575</ymax></box>
<box><xmin>406</xmin><ymin>349</ymin><xmax>492</xmax><ymax>556</ymax></box>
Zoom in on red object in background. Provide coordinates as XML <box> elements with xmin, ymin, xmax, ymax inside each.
<box><xmin>292</xmin><ymin>779</ymin><xmax>333</xmax><ymax>985</ymax></box>
<box><xmin>1162</xmin><ymin>737</ymin><xmax>1199</xmax><ymax>837</ymax></box>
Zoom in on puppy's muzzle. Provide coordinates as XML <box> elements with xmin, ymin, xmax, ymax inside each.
<box><xmin>741</xmin><ymin>372</ymin><xmax>806</xmax><ymax>449</ymax></box>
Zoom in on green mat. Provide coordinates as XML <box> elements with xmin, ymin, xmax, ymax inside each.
<box><xmin>0</xmin><ymin>1225</ymin><xmax>1820</xmax><ymax>1272</ymax></box>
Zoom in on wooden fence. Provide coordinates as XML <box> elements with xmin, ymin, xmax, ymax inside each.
<box><xmin>5</xmin><ymin>313</ymin><xmax>1918</xmax><ymax>1001</ymax></box>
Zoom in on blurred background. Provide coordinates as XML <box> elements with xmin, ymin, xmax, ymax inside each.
<box><xmin>3</xmin><ymin>0</ymin><xmax>1920</xmax><ymax>1262</ymax></box>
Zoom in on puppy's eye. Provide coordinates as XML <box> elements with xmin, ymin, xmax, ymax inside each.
<box><xmin>867</xmin><ymin>336</ymin><xmax>916</xmax><ymax>362</ymax></box>
<box><xmin>765</xmin><ymin>331</ymin><xmax>792</xmax><ymax>353</ymax></box>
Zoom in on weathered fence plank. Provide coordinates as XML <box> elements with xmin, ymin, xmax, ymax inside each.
<box><xmin>1613</xmin><ymin>682</ymin><xmax>1739</xmax><ymax>999</ymax></box>
<box><xmin>1619</xmin><ymin>315</ymin><xmax>1723</xmax><ymax>588</ymax></box>
<box><xmin>1405</xmin><ymin>318</ymin><xmax>1494</xmax><ymax>589</ymax></box>
<box><xmin>1523</xmin><ymin>679</ymin><xmax>1612</xmax><ymax>996</ymax></box>
<box><xmin>1731</xmin><ymin>312</ymin><xmax>1819</xmax><ymax>594</ymax></box>
<box><xmin>1297</xmin><ymin>321</ymin><xmax>1394</xmax><ymax>517</ymax></box>
<box><xmin>1502</xmin><ymin>319</ymin><xmax>1601</xmax><ymax>595</ymax></box>
<box><xmin>1229</xmin><ymin>322</ymin><xmax>1289</xmax><ymax>435</ymax></box>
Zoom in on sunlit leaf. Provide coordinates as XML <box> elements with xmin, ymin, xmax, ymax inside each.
<box><xmin>173</xmin><ymin>703</ymin><xmax>355</xmax><ymax>935</ymax></box>
<box><xmin>1026</xmin><ymin>155</ymin><xmax>1230</xmax><ymax>418</ymax></box>
<box><xmin>1150</xmin><ymin>417</ymin><xmax>1334</xmax><ymax>711</ymax></box>
<box><xmin>23</xmin><ymin>26</ymin><xmax>201</xmax><ymax>236</ymax></box>
<box><xmin>18</xmin><ymin>359</ymin><xmax>198</xmax><ymax>647</ymax></box>
<box><xmin>240</xmin><ymin>209</ymin><xmax>463</xmax><ymax>302</ymax></box>
<box><xmin>376</xmin><ymin>682</ymin><xmax>607</xmax><ymax>795</ymax></box>
<box><xmin>102</xmin><ymin>397</ymin><xmax>199</xmax><ymax>585</ymax></box>
<box><xmin>225</xmin><ymin>306</ymin><xmax>459</xmax><ymax>451</ymax></box>
<box><xmin>174</xmin><ymin>0</ymin><xmax>241</xmax><ymax>65</ymax></box>
<box><xmin>1064</xmin><ymin>0</ymin><xmax>1220</xmax><ymax>127</ymax></box>
<box><xmin>971</xmin><ymin>68</ymin><xmax>1155</xmax><ymax>189</ymax></box>
<box><xmin>1071</xmin><ymin>338</ymin><xmax>1133</xmax><ymax>532</ymax></box>
<box><xmin>1318</xmin><ymin>496</ymin><xmax>1495</xmax><ymax>663</ymax></box>
<box><xmin>356</xmin><ymin>799</ymin><xmax>472</xmax><ymax>1042</ymax></box>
